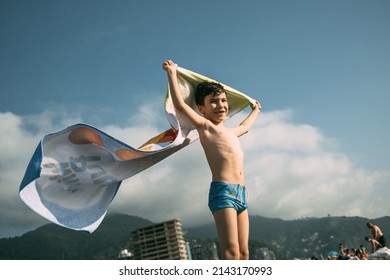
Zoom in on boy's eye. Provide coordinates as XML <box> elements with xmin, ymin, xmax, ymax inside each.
<box><xmin>210</xmin><ymin>99</ymin><xmax>227</xmax><ymax>103</ymax></box>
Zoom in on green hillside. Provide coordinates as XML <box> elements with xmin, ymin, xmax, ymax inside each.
<box><xmin>0</xmin><ymin>214</ymin><xmax>388</xmax><ymax>259</ymax></box>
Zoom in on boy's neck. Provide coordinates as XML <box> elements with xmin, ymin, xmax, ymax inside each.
<box><xmin>210</xmin><ymin>120</ymin><xmax>225</xmax><ymax>126</ymax></box>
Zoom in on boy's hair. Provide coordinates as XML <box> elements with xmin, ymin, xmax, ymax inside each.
<box><xmin>195</xmin><ymin>82</ymin><xmax>225</xmax><ymax>105</ymax></box>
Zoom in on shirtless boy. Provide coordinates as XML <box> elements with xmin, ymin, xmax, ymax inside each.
<box><xmin>162</xmin><ymin>60</ymin><xmax>261</xmax><ymax>260</ymax></box>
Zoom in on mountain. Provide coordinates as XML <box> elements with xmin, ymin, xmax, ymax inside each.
<box><xmin>0</xmin><ymin>214</ymin><xmax>389</xmax><ymax>259</ymax></box>
<box><xmin>0</xmin><ymin>214</ymin><xmax>153</xmax><ymax>260</ymax></box>
<box><xmin>188</xmin><ymin>215</ymin><xmax>390</xmax><ymax>259</ymax></box>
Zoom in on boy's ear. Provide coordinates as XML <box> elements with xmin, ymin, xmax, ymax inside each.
<box><xmin>197</xmin><ymin>104</ymin><xmax>204</xmax><ymax>114</ymax></box>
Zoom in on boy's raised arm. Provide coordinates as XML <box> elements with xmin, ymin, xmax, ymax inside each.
<box><xmin>233</xmin><ymin>100</ymin><xmax>261</xmax><ymax>137</ymax></box>
<box><xmin>162</xmin><ymin>60</ymin><xmax>205</xmax><ymax>128</ymax></box>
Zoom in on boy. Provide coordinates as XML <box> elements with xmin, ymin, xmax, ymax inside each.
<box><xmin>162</xmin><ymin>60</ymin><xmax>261</xmax><ymax>260</ymax></box>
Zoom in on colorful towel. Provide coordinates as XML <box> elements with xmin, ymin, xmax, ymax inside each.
<box><xmin>19</xmin><ymin>67</ymin><xmax>255</xmax><ymax>233</ymax></box>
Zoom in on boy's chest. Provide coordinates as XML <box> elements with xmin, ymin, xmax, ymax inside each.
<box><xmin>200</xmin><ymin>127</ymin><xmax>241</xmax><ymax>151</ymax></box>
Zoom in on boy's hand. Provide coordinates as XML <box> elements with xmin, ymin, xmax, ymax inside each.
<box><xmin>252</xmin><ymin>100</ymin><xmax>261</xmax><ymax>111</ymax></box>
<box><xmin>162</xmin><ymin>60</ymin><xmax>178</xmax><ymax>74</ymax></box>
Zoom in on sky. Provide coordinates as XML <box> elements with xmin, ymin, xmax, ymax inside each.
<box><xmin>0</xmin><ymin>0</ymin><xmax>389</xmax><ymax>238</ymax></box>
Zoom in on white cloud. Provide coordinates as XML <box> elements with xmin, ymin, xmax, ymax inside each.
<box><xmin>241</xmin><ymin>111</ymin><xmax>389</xmax><ymax>220</ymax></box>
<box><xmin>0</xmin><ymin>107</ymin><xmax>389</xmax><ymax>238</ymax></box>
<box><xmin>110</xmin><ymin>109</ymin><xmax>390</xmax><ymax>225</ymax></box>
<box><xmin>0</xmin><ymin>112</ymin><xmax>49</xmax><ymax>237</ymax></box>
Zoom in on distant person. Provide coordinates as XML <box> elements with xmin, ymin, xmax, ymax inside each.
<box><xmin>338</xmin><ymin>243</ymin><xmax>346</xmax><ymax>256</ymax></box>
<box><xmin>337</xmin><ymin>245</ymin><xmax>350</xmax><ymax>260</ymax></box>
<box><xmin>366</xmin><ymin>222</ymin><xmax>386</xmax><ymax>248</ymax></box>
<box><xmin>360</xmin><ymin>244</ymin><xmax>368</xmax><ymax>259</ymax></box>
<box><xmin>355</xmin><ymin>248</ymin><xmax>365</xmax><ymax>260</ymax></box>
<box><xmin>348</xmin><ymin>249</ymin><xmax>359</xmax><ymax>260</ymax></box>
<box><xmin>365</xmin><ymin>236</ymin><xmax>382</xmax><ymax>253</ymax></box>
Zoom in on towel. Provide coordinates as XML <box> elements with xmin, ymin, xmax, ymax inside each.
<box><xmin>19</xmin><ymin>67</ymin><xmax>255</xmax><ymax>233</ymax></box>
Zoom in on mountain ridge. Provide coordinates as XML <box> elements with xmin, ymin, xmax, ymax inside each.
<box><xmin>1</xmin><ymin>213</ymin><xmax>388</xmax><ymax>259</ymax></box>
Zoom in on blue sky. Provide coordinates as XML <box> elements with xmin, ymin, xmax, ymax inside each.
<box><xmin>0</xmin><ymin>0</ymin><xmax>389</xmax><ymax>238</ymax></box>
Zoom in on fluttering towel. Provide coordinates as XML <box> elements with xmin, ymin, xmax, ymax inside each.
<box><xmin>19</xmin><ymin>67</ymin><xmax>255</xmax><ymax>233</ymax></box>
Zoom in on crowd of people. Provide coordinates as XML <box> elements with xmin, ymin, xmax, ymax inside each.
<box><xmin>329</xmin><ymin>222</ymin><xmax>387</xmax><ymax>260</ymax></box>
<box><xmin>333</xmin><ymin>243</ymin><xmax>368</xmax><ymax>260</ymax></box>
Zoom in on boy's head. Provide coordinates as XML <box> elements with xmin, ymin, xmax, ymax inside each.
<box><xmin>195</xmin><ymin>82</ymin><xmax>225</xmax><ymax>106</ymax></box>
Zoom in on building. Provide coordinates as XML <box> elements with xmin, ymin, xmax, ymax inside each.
<box><xmin>252</xmin><ymin>247</ymin><xmax>276</xmax><ymax>260</ymax></box>
<box><xmin>131</xmin><ymin>219</ymin><xmax>188</xmax><ymax>260</ymax></box>
<box><xmin>117</xmin><ymin>249</ymin><xmax>133</xmax><ymax>260</ymax></box>
<box><xmin>190</xmin><ymin>241</ymin><xmax>219</xmax><ymax>260</ymax></box>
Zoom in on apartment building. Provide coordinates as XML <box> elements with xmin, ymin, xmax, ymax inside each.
<box><xmin>131</xmin><ymin>219</ymin><xmax>188</xmax><ymax>260</ymax></box>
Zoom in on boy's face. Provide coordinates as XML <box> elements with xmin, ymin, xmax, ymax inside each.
<box><xmin>198</xmin><ymin>91</ymin><xmax>228</xmax><ymax>124</ymax></box>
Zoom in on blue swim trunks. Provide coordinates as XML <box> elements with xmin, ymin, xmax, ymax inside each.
<box><xmin>208</xmin><ymin>181</ymin><xmax>248</xmax><ymax>214</ymax></box>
